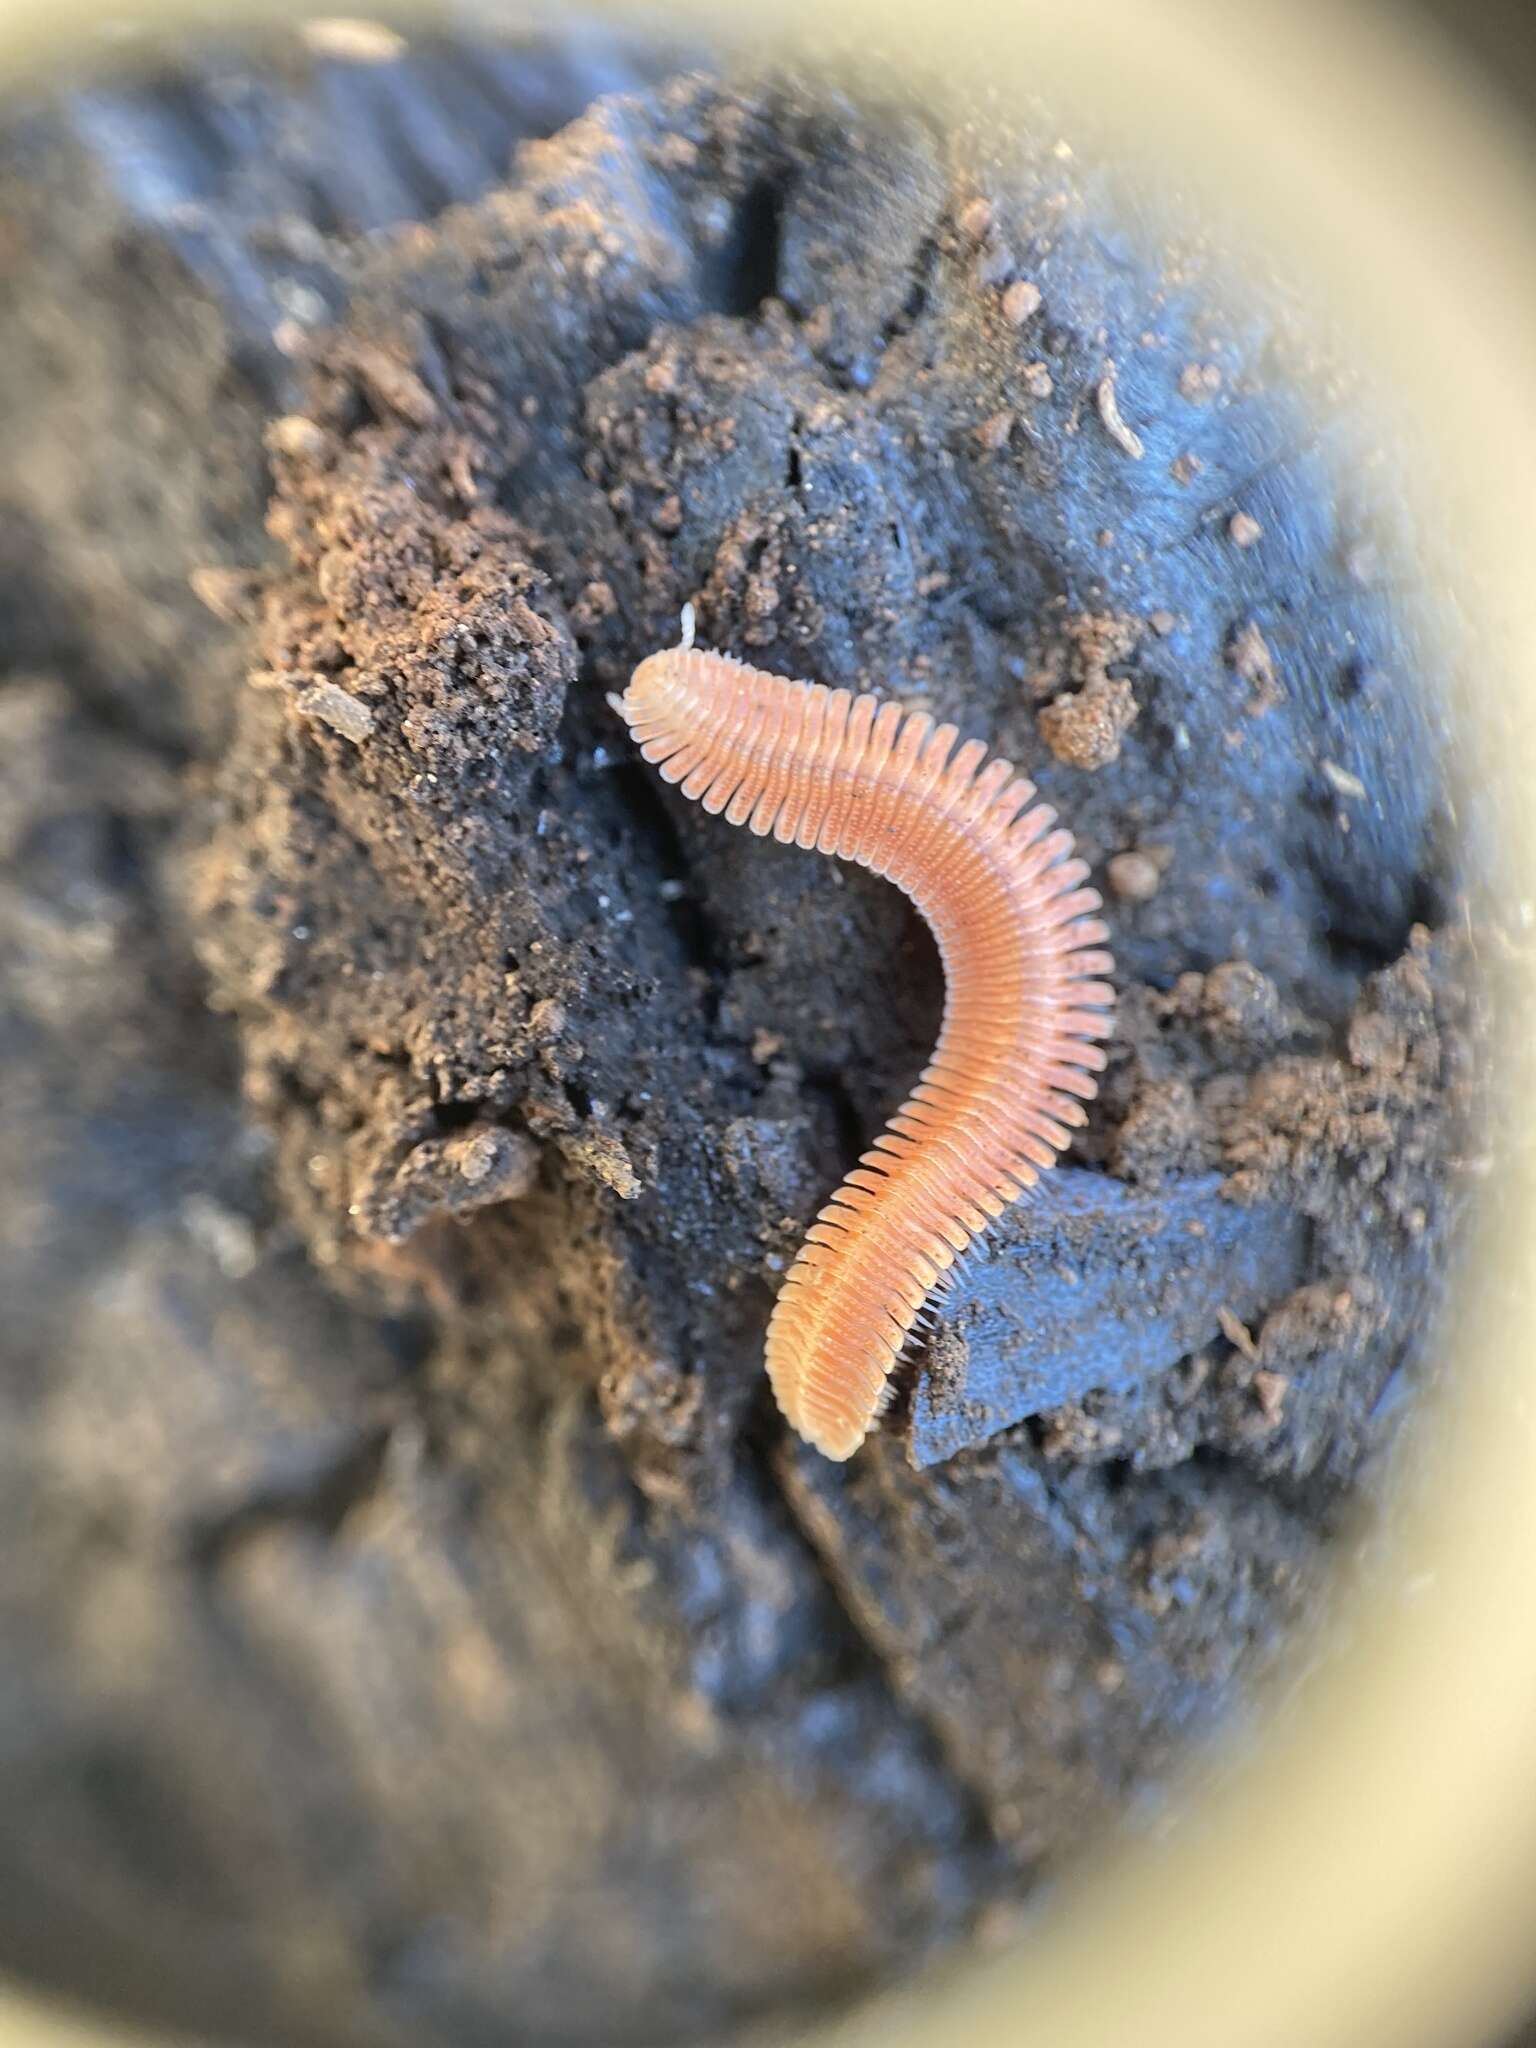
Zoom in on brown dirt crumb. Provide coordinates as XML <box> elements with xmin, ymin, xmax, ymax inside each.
<box><xmin>958</xmin><ymin>195</ymin><xmax>995</xmax><ymax>242</ymax></box>
<box><xmin>1028</xmin><ymin>606</ymin><xmax>1146</xmax><ymax>712</ymax></box>
<box><xmin>1001</xmin><ymin>278</ymin><xmax>1041</xmax><ymax>326</ymax></box>
<box><xmin>1251</xmin><ymin>1370</ymin><xmax>1289</xmax><ymax>1423</ymax></box>
<box><xmin>1022</xmin><ymin>362</ymin><xmax>1054</xmax><ymax>400</ymax></box>
<box><xmin>1148</xmin><ymin>608</ymin><xmax>1177</xmax><ymax>636</ymax></box>
<box><xmin>1227</xmin><ymin>620</ymin><xmax>1285</xmax><ymax>714</ymax></box>
<box><xmin>355</xmin><ymin>1125</ymin><xmax>538</xmax><ymax>1243</ymax></box>
<box><xmin>974</xmin><ymin>408</ymin><xmax>1015</xmax><ymax>452</ymax></box>
<box><xmin>1170</xmin><ymin>452</ymin><xmax>1202</xmax><ymax>486</ymax></box>
<box><xmin>340</xmin><ymin>339</ymin><xmax>439</xmax><ymax>427</ymax></box>
<box><xmin>1038</xmin><ymin>676</ymin><xmax>1138</xmax><ymax>771</ymax></box>
<box><xmin>1069</xmin><ymin>610</ymin><xmax>1142</xmax><ymax>683</ymax></box>
<box><xmin>266</xmin><ymin>414</ymin><xmax>332</xmax><ymax>464</ymax></box>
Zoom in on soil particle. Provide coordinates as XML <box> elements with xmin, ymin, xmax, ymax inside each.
<box><xmin>1000</xmin><ymin>277</ymin><xmax>1042</xmax><ymax>326</ymax></box>
<box><xmin>353</xmin><ymin>1125</ymin><xmax>540</xmax><ymax>1243</ymax></box>
<box><xmin>1180</xmin><ymin>361</ymin><xmax>1224</xmax><ymax>402</ymax></box>
<box><xmin>267</xmin><ymin>413</ymin><xmax>333</xmax><ymax>463</ymax></box>
<box><xmin>1107</xmin><ymin>848</ymin><xmax>1163</xmax><ymax>903</ymax></box>
<box><xmin>1228</xmin><ymin>617</ymin><xmax>1285</xmax><ymax>713</ymax></box>
<box><xmin>1027</xmin><ymin>609</ymin><xmax>1144</xmax><ymax>698</ymax></box>
<box><xmin>957</xmin><ymin>195</ymin><xmax>995</xmax><ymax>242</ymax></box>
<box><xmin>975</xmin><ymin>407</ymin><xmax>1016</xmax><ymax>451</ymax></box>
<box><xmin>1111</xmin><ymin>1074</ymin><xmax>1213</xmax><ymax>1184</ymax></box>
<box><xmin>1026</xmin><ymin>609</ymin><xmax>1146</xmax><ymax>774</ymax></box>
<box><xmin>1038</xmin><ymin>675</ymin><xmax>1139</xmax><ymax>769</ymax></box>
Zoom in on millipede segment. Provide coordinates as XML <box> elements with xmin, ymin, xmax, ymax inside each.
<box><xmin>615</xmin><ymin>631</ymin><xmax>1115</xmax><ymax>1461</ymax></box>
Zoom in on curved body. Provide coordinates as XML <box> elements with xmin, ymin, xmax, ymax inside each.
<box><xmin>616</xmin><ymin>638</ymin><xmax>1114</xmax><ymax>1460</ymax></box>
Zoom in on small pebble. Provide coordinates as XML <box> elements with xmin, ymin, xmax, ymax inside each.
<box><xmin>1022</xmin><ymin>362</ymin><xmax>1054</xmax><ymax>400</ymax></box>
<box><xmin>1107</xmin><ymin>850</ymin><xmax>1162</xmax><ymax>903</ymax></box>
<box><xmin>1001</xmin><ymin>278</ymin><xmax>1042</xmax><ymax>326</ymax></box>
<box><xmin>267</xmin><ymin>414</ymin><xmax>331</xmax><ymax>464</ymax></box>
<box><xmin>974</xmin><ymin>409</ymin><xmax>1015</xmax><ymax>452</ymax></box>
<box><xmin>272</xmin><ymin>318</ymin><xmax>312</xmax><ymax>361</ymax></box>
<box><xmin>456</xmin><ymin>1132</ymin><xmax>501</xmax><ymax>1185</ymax></box>
<box><xmin>1148</xmin><ymin>608</ymin><xmax>1176</xmax><ymax>636</ymax></box>
<box><xmin>958</xmin><ymin>196</ymin><xmax>995</xmax><ymax>242</ymax></box>
<box><xmin>1229</xmin><ymin>620</ymin><xmax>1284</xmax><ymax>714</ymax></box>
<box><xmin>1228</xmin><ymin>511</ymin><xmax>1263</xmax><ymax>548</ymax></box>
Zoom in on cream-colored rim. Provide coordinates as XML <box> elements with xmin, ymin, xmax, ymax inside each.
<box><xmin>2</xmin><ymin>3</ymin><xmax>1533</xmax><ymax>2045</ymax></box>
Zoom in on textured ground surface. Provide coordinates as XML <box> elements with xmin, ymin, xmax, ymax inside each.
<box><xmin>0</xmin><ymin>24</ymin><xmax>1476</xmax><ymax>2048</ymax></box>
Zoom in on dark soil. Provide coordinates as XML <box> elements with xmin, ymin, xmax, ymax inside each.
<box><xmin>0</xmin><ymin>26</ymin><xmax>1478</xmax><ymax>2048</ymax></box>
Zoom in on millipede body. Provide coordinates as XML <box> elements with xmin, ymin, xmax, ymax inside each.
<box><xmin>614</xmin><ymin>619</ymin><xmax>1115</xmax><ymax>1461</ymax></box>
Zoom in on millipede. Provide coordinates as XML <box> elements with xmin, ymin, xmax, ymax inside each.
<box><xmin>612</xmin><ymin>609</ymin><xmax>1115</xmax><ymax>1461</ymax></box>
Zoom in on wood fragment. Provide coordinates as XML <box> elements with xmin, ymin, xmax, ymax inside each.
<box><xmin>1096</xmin><ymin>365</ymin><xmax>1145</xmax><ymax>460</ymax></box>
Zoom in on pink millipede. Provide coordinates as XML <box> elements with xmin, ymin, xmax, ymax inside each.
<box><xmin>613</xmin><ymin>609</ymin><xmax>1115</xmax><ymax>1460</ymax></box>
